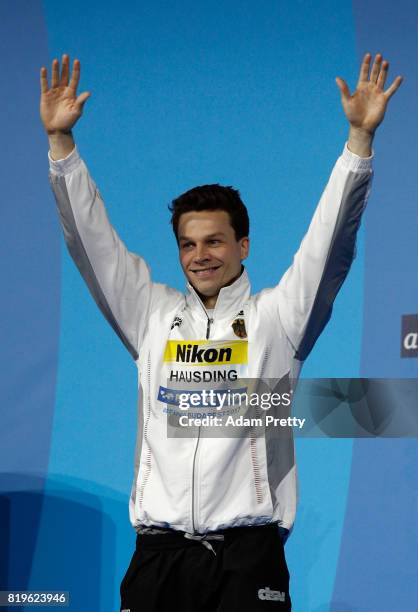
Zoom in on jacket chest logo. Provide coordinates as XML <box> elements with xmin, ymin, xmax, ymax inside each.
<box><xmin>170</xmin><ymin>315</ymin><xmax>183</xmax><ymax>330</ymax></box>
<box><xmin>232</xmin><ymin>310</ymin><xmax>247</xmax><ymax>339</ymax></box>
<box><xmin>163</xmin><ymin>340</ymin><xmax>248</xmax><ymax>366</ymax></box>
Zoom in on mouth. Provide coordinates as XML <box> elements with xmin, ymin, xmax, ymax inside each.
<box><xmin>190</xmin><ymin>265</ymin><xmax>221</xmax><ymax>278</ymax></box>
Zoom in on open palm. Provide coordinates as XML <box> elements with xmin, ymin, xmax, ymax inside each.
<box><xmin>336</xmin><ymin>53</ymin><xmax>403</xmax><ymax>134</ymax></box>
<box><xmin>40</xmin><ymin>54</ymin><xmax>91</xmax><ymax>134</ymax></box>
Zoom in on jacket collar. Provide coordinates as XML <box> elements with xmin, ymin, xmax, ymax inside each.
<box><xmin>185</xmin><ymin>266</ymin><xmax>251</xmax><ymax>319</ymax></box>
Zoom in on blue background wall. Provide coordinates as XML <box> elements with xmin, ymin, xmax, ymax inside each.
<box><xmin>1</xmin><ymin>1</ymin><xmax>416</xmax><ymax>610</ymax></box>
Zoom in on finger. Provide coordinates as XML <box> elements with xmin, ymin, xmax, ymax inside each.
<box><xmin>60</xmin><ymin>53</ymin><xmax>70</xmax><ymax>87</ymax></box>
<box><xmin>370</xmin><ymin>53</ymin><xmax>382</xmax><ymax>83</ymax></box>
<box><xmin>335</xmin><ymin>77</ymin><xmax>351</xmax><ymax>101</ymax></box>
<box><xmin>69</xmin><ymin>59</ymin><xmax>81</xmax><ymax>91</ymax></box>
<box><xmin>40</xmin><ymin>66</ymin><xmax>49</xmax><ymax>94</ymax></box>
<box><xmin>376</xmin><ymin>60</ymin><xmax>389</xmax><ymax>89</ymax></box>
<box><xmin>357</xmin><ymin>52</ymin><xmax>371</xmax><ymax>86</ymax></box>
<box><xmin>384</xmin><ymin>75</ymin><xmax>404</xmax><ymax>100</ymax></box>
<box><xmin>51</xmin><ymin>58</ymin><xmax>59</xmax><ymax>88</ymax></box>
<box><xmin>76</xmin><ymin>91</ymin><xmax>91</xmax><ymax>110</ymax></box>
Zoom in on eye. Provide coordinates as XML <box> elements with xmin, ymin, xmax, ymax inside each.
<box><xmin>181</xmin><ymin>241</ymin><xmax>194</xmax><ymax>250</ymax></box>
<box><xmin>208</xmin><ymin>239</ymin><xmax>221</xmax><ymax>245</ymax></box>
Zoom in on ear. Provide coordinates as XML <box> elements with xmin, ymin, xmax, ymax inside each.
<box><xmin>239</xmin><ymin>237</ymin><xmax>249</xmax><ymax>261</ymax></box>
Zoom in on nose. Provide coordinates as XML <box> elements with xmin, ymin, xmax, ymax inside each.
<box><xmin>194</xmin><ymin>242</ymin><xmax>210</xmax><ymax>263</ymax></box>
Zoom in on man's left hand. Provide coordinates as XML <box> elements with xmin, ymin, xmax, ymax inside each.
<box><xmin>336</xmin><ymin>52</ymin><xmax>403</xmax><ymax>135</ymax></box>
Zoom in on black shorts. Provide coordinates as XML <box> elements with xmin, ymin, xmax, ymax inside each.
<box><xmin>120</xmin><ymin>523</ymin><xmax>291</xmax><ymax>611</ymax></box>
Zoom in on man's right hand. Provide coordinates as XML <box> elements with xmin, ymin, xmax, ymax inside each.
<box><xmin>40</xmin><ymin>54</ymin><xmax>91</xmax><ymax>159</ymax></box>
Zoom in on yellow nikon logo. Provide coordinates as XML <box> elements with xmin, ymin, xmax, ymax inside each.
<box><xmin>164</xmin><ymin>340</ymin><xmax>248</xmax><ymax>366</ymax></box>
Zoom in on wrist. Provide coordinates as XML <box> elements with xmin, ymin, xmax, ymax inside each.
<box><xmin>48</xmin><ymin>131</ymin><xmax>75</xmax><ymax>161</ymax></box>
<box><xmin>347</xmin><ymin>126</ymin><xmax>374</xmax><ymax>158</ymax></box>
<box><xmin>47</xmin><ymin>129</ymin><xmax>73</xmax><ymax>138</ymax></box>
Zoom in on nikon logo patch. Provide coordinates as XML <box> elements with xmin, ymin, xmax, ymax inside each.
<box><xmin>164</xmin><ymin>340</ymin><xmax>248</xmax><ymax>366</ymax></box>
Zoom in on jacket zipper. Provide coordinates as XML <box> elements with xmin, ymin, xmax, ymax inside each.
<box><xmin>191</xmin><ymin>311</ymin><xmax>213</xmax><ymax>533</ymax></box>
<box><xmin>206</xmin><ymin>316</ymin><xmax>213</xmax><ymax>340</ymax></box>
<box><xmin>191</xmin><ymin>426</ymin><xmax>201</xmax><ymax>532</ymax></box>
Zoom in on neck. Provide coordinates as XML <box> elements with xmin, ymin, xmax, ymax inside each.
<box><xmin>202</xmin><ymin>294</ymin><xmax>217</xmax><ymax>309</ymax></box>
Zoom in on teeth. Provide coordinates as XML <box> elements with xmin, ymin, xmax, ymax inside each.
<box><xmin>193</xmin><ymin>267</ymin><xmax>218</xmax><ymax>272</ymax></box>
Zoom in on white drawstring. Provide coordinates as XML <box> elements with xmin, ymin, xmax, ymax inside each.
<box><xmin>136</xmin><ymin>526</ymin><xmax>224</xmax><ymax>556</ymax></box>
<box><xmin>184</xmin><ymin>532</ymin><xmax>224</xmax><ymax>556</ymax></box>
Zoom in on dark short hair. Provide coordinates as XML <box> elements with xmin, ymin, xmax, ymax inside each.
<box><xmin>169</xmin><ymin>184</ymin><xmax>249</xmax><ymax>242</ymax></box>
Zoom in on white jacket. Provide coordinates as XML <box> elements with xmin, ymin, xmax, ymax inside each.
<box><xmin>48</xmin><ymin>143</ymin><xmax>373</xmax><ymax>534</ymax></box>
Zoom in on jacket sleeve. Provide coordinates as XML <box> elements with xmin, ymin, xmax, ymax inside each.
<box><xmin>48</xmin><ymin>146</ymin><xmax>152</xmax><ymax>361</ymax></box>
<box><xmin>257</xmin><ymin>142</ymin><xmax>374</xmax><ymax>361</ymax></box>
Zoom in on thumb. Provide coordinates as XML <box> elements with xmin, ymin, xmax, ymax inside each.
<box><xmin>76</xmin><ymin>91</ymin><xmax>92</xmax><ymax>111</ymax></box>
<box><xmin>335</xmin><ymin>77</ymin><xmax>350</xmax><ymax>100</ymax></box>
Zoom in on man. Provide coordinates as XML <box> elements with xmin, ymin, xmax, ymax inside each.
<box><xmin>40</xmin><ymin>53</ymin><xmax>402</xmax><ymax>611</ymax></box>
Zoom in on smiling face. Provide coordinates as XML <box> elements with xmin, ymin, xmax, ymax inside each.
<box><xmin>178</xmin><ymin>210</ymin><xmax>249</xmax><ymax>309</ymax></box>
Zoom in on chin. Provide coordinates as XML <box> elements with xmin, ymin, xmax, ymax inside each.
<box><xmin>196</xmin><ymin>284</ymin><xmax>219</xmax><ymax>296</ymax></box>
<box><xmin>192</xmin><ymin>281</ymin><xmax>219</xmax><ymax>297</ymax></box>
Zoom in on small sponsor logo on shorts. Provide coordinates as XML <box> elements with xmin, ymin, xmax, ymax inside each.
<box><xmin>401</xmin><ymin>314</ymin><xmax>418</xmax><ymax>357</ymax></box>
<box><xmin>258</xmin><ymin>586</ymin><xmax>286</xmax><ymax>602</ymax></box>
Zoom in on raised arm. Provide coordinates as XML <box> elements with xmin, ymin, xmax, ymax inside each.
<box><xmin>259</xmin><ymin>53</ymin><xmax>403</xmax><ymax>361</ymax></box>
<box><xmin>40</xmin><ymin>55</ymin><xmax>153</xmax><ymax>360</ymax></box>
<box><xmin>275</xmin><ymin>143</ymin><xmax>373</xmax><ymax>361</ymax></box>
